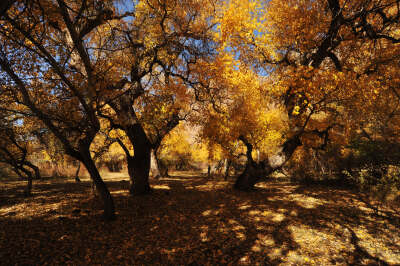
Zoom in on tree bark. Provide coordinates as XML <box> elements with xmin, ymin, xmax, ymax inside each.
<box><xmin>234</xmin><ymin>161</ymin><xmax>273</xmax><ymax>191</ymax></box>
<box><xmin>75</xmin><ymin>161</ymin><xmax>81</xmax><ymax>182</ymax></box>
<box><xmin>224</xmin><ymin>159</ymin><xmax>231</xmax><ymax>180</ymax></box>
<box><xmin>110</xmin><ymin>94</ymin><xmax>153</xmax><ymax>195</ymax></box>
<box><xmin>127</xmin><ymin>152</ymin><xmax>151</xmax><ymax>195</ymax></box>
<box><xmin>152</xmin><ymin>148</ymin><xmax>169</xmax><ymax>178</ymax></box>
<box><xmin>80</xmin><ymin>148</ymin><xmax>115</xmax><ymax>220</ymax></box>
<box><xmin>158</xmin><ymin>157</ymin><xmax>169</xmax><ymax>177</ymax></box>
<box><xmin>25</xmin><ymin>173</ymin><xmax>32</xmax><ymax>196</ymax></box>
<box><xmin>53</xmin><ymin>163</ymin><xmax>61</xmax><ymax>178</ymax></box>
<box><xmin>12</xmin><ymin>166</ymin><xmax>33</xmax><ymax>196</ymax></box>
<box><xmin>233</xmin><ymin>135</ymin><xmax>301</xmax><ymax>191</ymax></box>
<box><xmin>150</xmin><ymin>149</ymin><xmax>161</xmax><ymax>178</ymax></box>
<box><xmin>25</xmin><ymin>161</ymin><xmax>41</xmax><ymax>180</ymax></box>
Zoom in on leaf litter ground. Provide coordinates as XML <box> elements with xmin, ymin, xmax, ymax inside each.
<box><xmin>0</xmin><ymin>171</ymin><xmax>399</xmax><ymax>265</ymax></box>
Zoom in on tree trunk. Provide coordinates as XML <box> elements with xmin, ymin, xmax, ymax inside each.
<box><xmin>123</xmin><ymin>120</ymin><xmax>153</xmax><ymax>195</ymax></box>
<box><xmin>224</xmin><ymin>159</ymin><xmax>231</xmax><ymax>180</ymax></box>
<box><xmin>53</xmin><ymin>163</ymin><xmax>61</xmax><ymax>178</ymax></box>
<box><xmin>151</xmin><ymin>149</ymin><xmax>169</xmax><ymax>178</ymax></box>
<box><xmin>80</xmin><ymin>148</ymin><xmax>115</xmax><ymax>220</ymax></box>
<box><xmin>150</xmin><ymin>149</ymin><xmax>161</xmax><ymax>178</ymax></box>
<box><xmin>25</xmin><ymin>173</ymin><xmax>32</xmax><ymax>196</ymax></box>
<box><xmin>127</xmin><ymin>152</ymin><xmax>151</xmax><ymax>195</ymax></box>
<box><xmin>234</xmin><ymin>135</ymin><xmax>302</xmax><ymax>191</ymax></box>
<box><xmin>32</xmin><ymin>165</ymin><xmax>41</xmax><ymax>180</ymax></box>
<box><xmin>75</xmin><ymin>161</ymin><xmax>81</xmax><ymax>182</ymax></box>
<box><xmin>13</xmin><ymin>166</ymin><xmax>33</xmax><ymax>196</ymax></box>
<box><xmin>234</xmin><ymin>135</ymin><xmax>259</xmax><ymax>190</ymax></box>
<box><xmin>20</xmin><ymin>167</ymin><xmax>33</xmax><ymax>196</ymax></box>
<box><xmin>25</xmin><ymin>161</ymin><xmax>41</xmax><ymax>180</ymax></box>
<box><xmin>234</xmin><ymin>161</ymin><xmax>273</xmax><ymax>191</ymax></box>
<box><xmin>159</xmin><ymin>158</ymin><xmax>169</xmax><ymax>177</ymax></box>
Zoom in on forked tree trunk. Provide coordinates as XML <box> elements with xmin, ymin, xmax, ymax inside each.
<box><xmin>24</xmin><ymin>162</ymin><xmax>41</xmax><ymax>180</ymax></box>
<box><xmin>233</xmin><ymin>135</ymin><xmax>301</xmax><ymax>191</ymax></box>
<box><xmin>124</xmin><ymin>120</ymin><xmax>153</xmax><ymax>195</ymax></box>
<box><xmin>234</xmin><ymin>162</ymin><xmax>273</xmax><ymax>191</ymax></box>
<box><xmin>127</xmin><ymin>151</ymin><xmax>151</xmax><ymax>195</ymax></box>
<box><xmin>110</xmin><ymin>93</ymin><xmax>180</xmax><ymax>194</ymax></box>
<box><xmin>80</xmin><ymin>148</ymin><xmax>115</xmax><ymax>220</ymax></box>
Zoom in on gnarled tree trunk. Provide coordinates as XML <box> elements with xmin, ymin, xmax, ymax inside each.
<box><xmin>234</xmin><ymin>161</ymin><xmax>274</xmax><ymax>191</ymax></box>
<box><xmin>25</xmin><ymin>161</ymin><xmax>41</xmax><ymax>180</ymax></box>
<box><xmin>125</xmin><ymin>121</ymin><xmax>152</xmax><ymax>195</ymax></box>
<box><xmin>234</xmin><ymin>135</ymin><xmax>302</xmax><ymax>191</ymax></box>
<box><xmin>80</xmin><ymin>147</ymin><xmax>115</xmax><ymax>220</ymax></box>
<box><xmin>127</xmin><ymin>151</ymin><xmax>151</xmax><ymax>195</ymax></box>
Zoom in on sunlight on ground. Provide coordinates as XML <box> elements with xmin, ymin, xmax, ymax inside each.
<box><xmin>353</xmin><ymin>227</ymin><xmax>400</xmax><ymax>265</ymax></box>
<box><xmin>288</xmin><ymin>194</ymin><xmax>327</xmax><ymax>209</ymax></box>
<box><xmin>1</xmin><ymin>172</ymin><xmax>399</xmax><ymax>265</ymax></box>
<box><xmin>0</xmin><ymin>200</ymin><xmax>66</xmax><ymax>218</ymax></box>
<box><xmin>0</xmin><ymin>203</ymin><xmax>32</xmax><ymax>217</ymax></box>
<box><xmin>152</xmin><ymin>184</ymin><xmax>171</xmax><ymax>190</ymax></box>
<box><xmin>112</xmin><ymin>190</ymin><xmax>127</xmax><ymax>195</ymax></box>
<box><xmin>227</xmin><ymin>219</ymin><xmax>247</xmax><ymax>240</ymax></box>
<box><xmin>248</xmin><ymin>209</ymin><xmax>286</xmax><ymax>223</ymax></box>
<box><xmin>238</xmin><ymin>204</ymin><xmax>251</xmax><ymax>210</ymax></box>
<box><xmin>289</xmin><ymin>224</ymin><xmax>350</xmax><ymax>264</ymax></box>
<box><xmin>160</xmin><ymin>177</ymin><xmax>186</xmax><ymax>182</ymax></box>
<box><xmin>201</xmin><ymin>209</ymin><xmax>221</xmax><ymax>216</ymax></box>
<box><xmin>255</xmin><ymin>182</ymin><xmax>299</xmax><ymax>193</ymax></box>
<box><xmin>101</xmin><ymin>172</ymin><xmax>129</xmax><ymax>180</ymax></box>
<box><xmin>194</xmin><ymin>181</ymin><xmax>230</xmax><ymax>191</ymax></box>
<box><xmin>251</xmin><ymin>234</ymin><xmax>276</xmax><ymax>253</ymax></box>
<box><xmin>215</xmin><ymin>219</ymin><xmax>247</xmax><ymax>241</ymax></box>
<box><xmin>199</xmin><ymin>225</ymin><xmax>209</xmax><ymax>242</ymax></box>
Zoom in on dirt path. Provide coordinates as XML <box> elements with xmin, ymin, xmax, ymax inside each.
<box><xmin>1</xmin><ymin>172</ymin><xmax>399</xmax><ymax>265</ymax></box>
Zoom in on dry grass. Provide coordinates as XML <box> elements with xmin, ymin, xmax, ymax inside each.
<box><xmin>0</xmin><ymin>171</ymin><xmax>399</xmax><ymax>265</ymax></box>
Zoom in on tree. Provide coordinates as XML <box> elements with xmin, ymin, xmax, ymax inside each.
<box><xmin>96</xmin><ymin>0</ymin><xmax>217</xmax><ymax>194</ymax></box>
<box><xmin>0</xmin><ymin>0</ymin><xmax>218</xmax><ymax>211</ymax></box>
<box><xmin>191</xmin><ymin>55</ymin><xmax>288</xmax><ymax>189</ymax></box>
<box><xmin>157</xmin><ymin>123</ymin><xmax>194</xmax><ymax>173</ymax></box>
<box><xmin>91</xmin><ymin>128</ymin><xmax>125</xmax><ymax>173</ymax></box>
<box><xmin>0</xmin><ymin>112</ymin><xmax>41</xmax><ymax>196</ymax></box>
<box><xmin>206</xmin><ymin>0</ymin><xmax>400</xmax><ymax>190</ymax></box>
<box><xmin>0</xmin><ymin>0</ymin><xmax>121</xmax><ymax>219</ymax></box>
<box><xmin>0</xmin><ymin>89</ymin><xmax>43</xmax><ymax>190</ymax></box>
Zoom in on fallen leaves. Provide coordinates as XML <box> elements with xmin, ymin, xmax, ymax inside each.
<box><xmin>0</xmin><ymin>172</ymin><xmax>399</xmax><ymax>265</ymax></box>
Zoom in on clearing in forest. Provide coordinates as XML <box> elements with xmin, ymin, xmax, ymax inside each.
<box><xmin>0</xmin><ymin>172</ymin><xmax>399</xmax><ymax>265</ymax></box>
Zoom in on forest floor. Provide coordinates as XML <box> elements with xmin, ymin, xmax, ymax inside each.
<box><xmin>0</xmin><ymin>171</ymin><xmax>399</xmax><ymax>265</ymax></box>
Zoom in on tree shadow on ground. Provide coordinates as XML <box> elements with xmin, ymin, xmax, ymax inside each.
<box><xmin>0</xmin><ymin>172</ymin><xmax>399</xmax><ymax>265</ymax></box>
<box><xmin>0</xmin><ymin>178</ymin><xmax>93</xmax><ymax>209</ymax></box>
